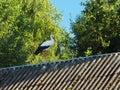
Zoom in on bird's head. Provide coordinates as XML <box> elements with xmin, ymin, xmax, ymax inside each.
<box><xmin>50</xmin><ymin>34</ymin><xmax>55</xmax><ymax>41</ymax></box>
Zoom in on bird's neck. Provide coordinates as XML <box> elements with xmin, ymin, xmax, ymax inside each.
<box><xmin>51</xmin><ymin>38</ymin><xmax>55</xmax><ymax>42</ymax></box>
<box><xmin>50</xmin><ymin>37</ymin><xmax>55</xmax><ymax>42</ymax></box>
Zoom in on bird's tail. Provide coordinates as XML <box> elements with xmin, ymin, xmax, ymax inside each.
<box><xmin>34</xmin><ymin>50</ymin><xmax>39</xmax><ymax>55</ymax></box>
<box><xmin>34</xmin><ymin>49</ymin><xmax>42</xmax><ymax>55</ymax></box>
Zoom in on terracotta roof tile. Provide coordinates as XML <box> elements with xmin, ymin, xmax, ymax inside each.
<box><xmin>0</xmin><ymin>52</ymin><xmax>120</xmax><ymax>90</ymax></box>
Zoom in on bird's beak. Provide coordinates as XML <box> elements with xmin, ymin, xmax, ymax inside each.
<box><xmin>53</xmin><ymin>37</ymin><xmax>56</xmax><ymax>41</ymax></box>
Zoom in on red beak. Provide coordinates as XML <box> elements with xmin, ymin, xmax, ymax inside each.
<box><xmin>53</xmin><ymin>37</ymin><xmax>55</xmax><ymax>41</ymax></box>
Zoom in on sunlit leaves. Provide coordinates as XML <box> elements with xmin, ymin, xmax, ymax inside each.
<box><xmin>71</xmin><ymin>0</ymin><xmax>120</xmax><ymax>56</ymax></box>
<box><xmin>0</xmin><ymin>0</ymin><xmax>69</xmax><ymax>67</ymax></box>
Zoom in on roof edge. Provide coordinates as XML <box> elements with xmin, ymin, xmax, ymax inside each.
<box><xmin>0</xmin><ymin>52</ymin><xmax>120</xmax><ymax>71</ymax></box>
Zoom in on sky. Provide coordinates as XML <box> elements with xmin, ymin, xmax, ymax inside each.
<box><xmin>51</xmin><ymin>0</ymin><xmax>86</xmax><ymax>32</ymax></box>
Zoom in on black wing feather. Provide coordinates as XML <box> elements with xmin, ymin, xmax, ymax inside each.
<box><xmin>34</xmin><ymin>46</ymin><xmax>49</xmax><ymax>55</ymax></box>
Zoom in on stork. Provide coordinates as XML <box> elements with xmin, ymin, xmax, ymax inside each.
<box><xmin>34</xmin><ymin>35</ymin><xmax>55</xmax><ymax>55</ymax></box>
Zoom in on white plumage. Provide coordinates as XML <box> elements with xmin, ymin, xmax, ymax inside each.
<box><xmin>34</xmin><ymin>35</ymin><xmax>55</xmax><ymax>55</ymax></box>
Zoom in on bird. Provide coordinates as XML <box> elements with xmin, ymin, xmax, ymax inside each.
<box><xmin>34</xmin><ymin>35</ymin><xmax>55</xmax><ymax>55</ymax></box>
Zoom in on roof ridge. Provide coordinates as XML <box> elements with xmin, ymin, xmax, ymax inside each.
<box><xmin>0</xmin><ymin>52</ymin><xmax>120</xmax><ymax>71</ymax></box>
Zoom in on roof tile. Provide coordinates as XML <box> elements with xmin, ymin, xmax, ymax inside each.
<box><xmin>0</xmin><ymin>52</ymin><xmax>120</xmax><ymax>90</ymax></box>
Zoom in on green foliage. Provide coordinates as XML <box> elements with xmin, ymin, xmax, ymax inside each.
<box><xmin>55</xmin><ymin>31</ymin><xmax>76</xmax><ymax>59</ymax></box>
<box><xmin>71</xmin><ymin>0</ymin><xmax>120</xmax><ymax>56</ymax></box>
<box><xmin>0</xmin><ymin>0</ymin><xmax>73</xmax><ymax>67</ymax></box>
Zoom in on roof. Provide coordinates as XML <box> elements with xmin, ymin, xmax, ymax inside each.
<box><xmin>0</xmin><ymin>52</ymin><xmax>120</xmax><ymax>90</ymax></box>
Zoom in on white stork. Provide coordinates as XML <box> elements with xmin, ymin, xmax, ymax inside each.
<box><xmin>34</xmin><ymin>35</ymin><xmax>55</xmax><ymax>55</ymax></box>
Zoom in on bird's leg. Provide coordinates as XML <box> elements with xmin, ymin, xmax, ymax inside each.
<box><xmin>43</xmin><ymin>51</ymin><xmax>49</xmax><ymax>61</ymax></box>
<box><xmin>44</xmin><ymin>51</ymin><xmax>48</xmax><ymax>56</ymax></box>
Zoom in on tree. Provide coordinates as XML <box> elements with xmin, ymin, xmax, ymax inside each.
<box><xmin>55</xmin><ymin>30</ymin><xmax>76</xmax><ymax>59</ymax></box>
<box><xmin>71</xmin><ymin>0</ymin><xmax>120</xmax><ymax>56</ymax></box>
<box><xmin>0</xmin><ymin>0</ymin><xmax>72</xmax><ymax>67</ymax></box>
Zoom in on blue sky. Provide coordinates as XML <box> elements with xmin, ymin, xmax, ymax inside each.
<box><xmin>51</xmin><ymin>0</ymin><xmax>86</xmax><ymax>32</ymax></box>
